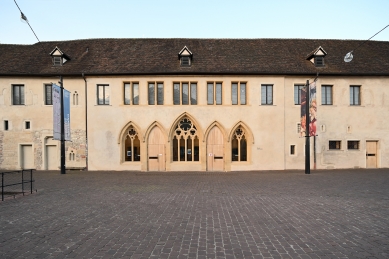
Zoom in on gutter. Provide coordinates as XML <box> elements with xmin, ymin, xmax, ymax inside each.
<box><xmin>82</xmin><ymin>73</ymin><xmax>88</xmax><ymax>171</ymax></box>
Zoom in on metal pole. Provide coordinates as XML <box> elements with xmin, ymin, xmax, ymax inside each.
<box><xmin>60</xmin><ymin>76</ymin><xmax>66</xmax><ymax>174</ymax></box>
<box><xmin>305</xmin><ymin>80</ymin><xmax>310</xmax><ymax>174</ymax></box>
<box><xmin>2</xmin><ymin>173</ymin><xmax>4</xmax><ymax>201</ymax></box>
<box><xmin>30</xmin><ymin>169</ymin><xmax>33</xmax><ymax>194</ymax></box>
<box><xmin>22</xmin><ymin>170</ymin><xmax>24</xmax><ymax>195</ymax></box>
<box><xmin>314</xmin><ymin>135</ymin><xmax>316</xmax><ymax>170</ymax></box>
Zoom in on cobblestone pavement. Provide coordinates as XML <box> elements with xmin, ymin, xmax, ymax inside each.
<box><xmin>1</xmin><ymin>169</ymin><xmax>388</xmax><ymax>259</ymax></box>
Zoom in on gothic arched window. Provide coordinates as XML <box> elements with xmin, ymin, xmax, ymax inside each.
<box><xmin>124</xmin><ymin>126</ymin><xmax>140</xmax><ymax>161</ymax></box>
<box><xmin>231</xmin><ymin>126</ymin><xmax>247</xmax><ymax>161</ymax></box>
<box><xmin>172</xmin><ymin>118</ymin><xmax>199</xmax><ymax>161</ymax></box>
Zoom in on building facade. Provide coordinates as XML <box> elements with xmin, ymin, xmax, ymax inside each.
<box><xmin>1</xmin><ymin>39</ymin><xmax>388</xmax><ymax>171</ymax></box>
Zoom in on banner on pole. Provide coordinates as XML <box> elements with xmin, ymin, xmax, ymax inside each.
<box><xmin>53</xmin><ymin>84</ymin><xmax>61</xmax><ymax>140</ymax></box>
<box><xmin>300</xmin><ymin>81</ymin><xmax>317</xmax><ymax>137</ymax></box>
<box><xmin>308</xmin><ymin>81</ymin><xmax>317</xmax><ymax>137</ymax></box>
<box><xmin>63</xmin><ymin>89</ymin><xmax>71</xmax><ymax>141</ymax></box>
<box><xmin>52</xmin><ymin>84</ymin><xmax>71</xmax><ymax>141</ymax></box>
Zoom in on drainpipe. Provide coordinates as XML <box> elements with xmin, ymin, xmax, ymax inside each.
<box><xmin>82</xmin><ymin>73</ymin><xmax>88</xmax><ymax>171</ymax></box>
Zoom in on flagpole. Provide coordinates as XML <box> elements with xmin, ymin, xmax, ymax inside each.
<box><xmin>59</xmin><ymin>76</ymin><xmax>66</xmax><ymax>174</ymax></box>
<box><xmin>305</xmin><ymin>79</ymin><xmax>310</xmax><ymax>174</ymax></box>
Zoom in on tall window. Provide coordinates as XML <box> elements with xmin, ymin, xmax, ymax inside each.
<box><xmin>124</xmin><ymin>126</ymin><xmax>141</xmax><ymax>161</ymax></box>
<box><xmin>12</xmin><ymin>85</ymin><xmax>25</xmax><ymax>105</ymax></box>
<box><xmin>232</xmin><ymin>82</ymin><xmax>246</xmax><ymax>105</ymax></box>
<box><xmin>97</xmin><ymin>84</ymin><xmax>109</xmax><ymax>105</ymax></box>
<box><xmin>231</xmin><ymin>126</ymin><xmax>247</xmax><ymax>161</ymax></box>
<box><xmin>350</xmin><ymin>86</ymin><xmax>361</xmax><ymax>105</ymax></box>
<box><xmin>148</xmin><ymin>82</ymin><xmax>163</xmax><ymax>105</ymax></box>
<box><xmin>207</xmin><ymin>82</ymin><xmax>222</xmax><ymax>105</ymax></box>
<box><xmin>44</xmin><ymin>84</ymin><xmax>52</xmax><ymax>105</ymax></box>
<box><xmin>172</xmin><ymin>118</ymin><xmax>199</xmax><ymax>162</ymax></box>
<box><xmin>173</xmin><ymin>82</ymin><xmax>197</xmax><ymax>105</ymax></box>
<box><xmin>322</xmin><ymin>85</ymin><xmax>333</xmax><ymax>105</ymax></box>
<box><xmin>294</xmin><ymin>85</ymin><xmax>304</xmax><ymax>105</ymax></box>
<box><xmin>124</xmin><ymin>82</ymin><xmax>139</xmax><ymax>105</ymax></box>
<box><xmin>261</xmin><ymin>84</ymin><xmax>273</xmax><ymax>105</ymax></box>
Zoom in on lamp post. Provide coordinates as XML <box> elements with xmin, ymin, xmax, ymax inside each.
<box><xmin>16</xmin><ymin>0</ymin><xmax>67</xmax><ymax>174</ymax></box>
<box><xmin>305</xmin><ymin>80</ymin><xmax>310</xmax><ymax>174</ymax></box>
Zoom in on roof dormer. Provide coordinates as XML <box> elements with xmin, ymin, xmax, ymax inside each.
<box><xmin>307</xmin><ymin>46</ymin><xmax>327</xmax><ymax>67</ymax></box>
<box><xmin>178</xmin><ymin>46</ymin><xmax>193</xmax><ymax>67</ymax></box>
<box><xmin>49</xmin><ymin>46</ymin><xmax>70</xmax><ymax>66</ymax></box>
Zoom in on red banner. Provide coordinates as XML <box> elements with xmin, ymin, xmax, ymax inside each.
<box><xmin>300</xmin><ymin>81</ymin><xmax>317</xmax><ymax>137</ymax></box>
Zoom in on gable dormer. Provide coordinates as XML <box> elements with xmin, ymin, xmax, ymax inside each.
<box><xmin>178</xmin><ymin>46</ymin><xmax>193</xmax><ymax>67</ymax></box>
<box><xmin>49</xmin><ymin>47</ymin><xmax>70</xmax><ymax>66</ymax></box>
<box><xmin>307</xmin><ymin>46</ymin><xmax>327</xmax><ymax>67</ymax></box>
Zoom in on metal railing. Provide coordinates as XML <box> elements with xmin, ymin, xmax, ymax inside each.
<box><xmin>1</xmin><ymin>169</ymin><xmax>36</xmax><ymax>201</ymax></box>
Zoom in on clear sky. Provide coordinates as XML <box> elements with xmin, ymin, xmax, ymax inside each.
<box><xmin>1</xmin><ymin>0</ymin><xmax>388</xmax><ymax>45</ymax></box>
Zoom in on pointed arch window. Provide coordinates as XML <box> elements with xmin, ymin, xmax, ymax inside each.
<box><xmin>231</xmin><ymin>126</ymin><xmax>247</xmax><ymax>161</ymax></box>
<box><xmin>172</xmin><ymin>118</ymin><xmax>199</xmax><ymax>161</ymax></box>
<box><xmin>124</xmin><ymin>126</ymin><xmax>141</xmax><ymax>161</ymax></box>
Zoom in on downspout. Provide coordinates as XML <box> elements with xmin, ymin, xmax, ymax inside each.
<box><xmin>82</xmin><ymin>73</ymin><xmax>88</xmax><ymax>170</ymax></box>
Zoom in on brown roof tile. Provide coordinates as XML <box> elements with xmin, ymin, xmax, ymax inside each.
<box><xmin>1</xmin><ymin>38</ymin><xmax>389</xmax><ymax>76</ymax></box>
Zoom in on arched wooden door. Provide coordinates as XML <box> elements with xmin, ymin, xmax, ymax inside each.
<box><xmin>207</xmin><ymin>126</ymin><xmax>224</xmax><ymax>171</ymax></box>
<box><xmin>148</xmin><ymin>127</ymin><xmax>165</xmax><ymax>171</ymax></box>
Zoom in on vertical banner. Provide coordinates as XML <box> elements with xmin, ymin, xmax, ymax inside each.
<box><xmin>52</xmin><ymin>84</ymin><xmax>61</xmax><ymax>140</ymax></box>
<box><xmin>63</xmin><ymin>89</ymin><xmax>71</xmax><ymax>141</ymax></box>
<box><xmin>300</xmin><ymin>81</ymin><xmax>317</xmax><ymax>137</ymax></box>
<box><xmin>309</xmin><ymin>81</ymin><xmax>317</xmax><ymax>137</ymax></box>
<box><xmin>300</xmin><ymin>86</ymin><xmax>307</xmax><ymax>137</ymax></box>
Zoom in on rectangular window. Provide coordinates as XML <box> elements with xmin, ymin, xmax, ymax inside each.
<box><xmin>294</xmin><ymin>85</ymin><xmax>304</xmax><ymax>105</ymax></box>
<box><xmin>124</xmin><ymin>82</ymin><xmax>139</xmax><ymax>105</ymax></box>
<box><xmin>329</xmin><ymin>141</ymin><xmax>341</xmax><ymax>150</ymax></box>
<box><xmin>350</xmin><ymin>86</ymin><xmax>361</xmax><ymax>105</ymax></box>
<box><xmin>207</xmin><ymin>82</ymin><xmax>222</xmax><ymax>105</ymax></box>
<box><xmin>97</xmin><ymin>84</ymin><xmax>109</xmax><ymax>105</ymax></box>
<box><xmin>348</xmin><ymin>140</ymin><xmax>360</xmax><ymax>150</ymax></box>
<box><xmin>290</xmin><ymin>145</ymin><xmax>295</xmax><ymax>155</ymax></box>
<box><xmin>4</xmin><ymin>120</ymin><xmax>9</xmax><ymax>131</ymax></box>
<box><xmin>232</xmin><ymin>82</ymin><xmax>247</xmax><ymax>105</ymax></box>
<box><xmin>12</xmin><ymin>85</ymin><xmax>25</xmax><ymax>105</ymax></box>
<box><xmin>148</xmin><ymin>82</ymin><xmax>163</xmax><ymax>105</ymax></box>
<box><xmin>261</xmin><ymin>84</ymin><xmax>273</xmax><ymax>105</ymax></box>
<box><xmin>25</xmin><ymin>121</ymin><xmax>30</xmax><ymax>129</ymax></box>
<box><xmin>44</xmin><ymin>84</ymin><xmax>52</xmax><ymax>105</ymax></box>
<box><xmin>322</xmin><ymin>85</ymin><xmax>333</xmax><ymax>105</ymax></box>
<box><xmin>173</xmin><ymin>82</ymin><xmax>197</xmax><ymax>105</ymax></box>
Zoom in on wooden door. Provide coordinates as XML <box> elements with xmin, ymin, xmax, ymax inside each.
<box><xmin>148</xmin><ymin>127</ymin><xmax>165</xmax><ymax>171</ymax></box>
<box><xmin>366</xmin><ymin>141</ymin><xmax>377</xmax><ymax>168</ymax></box>
<box><xmin>46</xmin><ymin>145</ymin><xmax>57</xmax><ymax>170</ymax></box>
<box><xmin>21</xmin><ymin>145</ymin><xmax>34</xmax><ymax>169</ymax></box>
<box><xmin>207</xmin><ymin>127</ymin><xmax>224</xmax><ymax>171</ymax></box>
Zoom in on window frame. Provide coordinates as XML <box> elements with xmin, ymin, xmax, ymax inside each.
<box><xmin>124</xmin><ymin>82</ymin><xmax>139</xmax><ymax>105</ymax></box>
<box><xmin>261</xmin><ymin>84</ymin><xmax>273</xmax><ymax>105</ymax></box>
<box><xmin>207</xmin><ymin>82</ymin><xmax>223</xmax><ymax>105</ymax></box>
<box><xmin>347</xmin><ymin>140</ymin><xmax>360</xmax><ymax>150</ymax></box>
<box><xmin>294</xmin><ymin>85</ymin><xmax>304</xmax><ymax>105</ymax></box>
<box><xmin>173</xmin><ymin>82</ymin><xmax>197</xmax><ymax>105</ymax></box>
<box><xmin>180</xmin><ymin>56</ymin><xmax>191</xmax><ymax>67</ymax></box>
<box><xmin>148</xmin><ymin>82</ymin><xmax>164</xmax><ymax>105</ymax></box>
<box><xmin>44</xmin><ymin>84</ymin><xmax>53</xmax><ymax>105</ymax></box>
<box><xmin>350</xmin><ymin>85</ymin><xmax>361</xmax><ymax>106</ymax></box>
<box><xmin>231</xmin><ymin>82</ymin><xmax>247</xmax><ymax>105</ymax></box>
<box><xmin>321</xmin><ymin>85</ymin><xmax>333</xmax><ymax>105</ymax></box>
<box><xmin>329</xmin><ymin>140</ymin><xmax>341</xmax><ymax>150</ymax></box>
<box><xmin>97</xmin><ymin>84</ymin><xmax>110</xmax><ymax>105</ymax></box>
<box><xmin>12</xmin><ymin>84</ymin><xmax>25</xmax><ymax>105</ymax></box>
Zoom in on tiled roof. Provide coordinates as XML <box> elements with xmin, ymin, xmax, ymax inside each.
<box><xmin>1</xmin><ymin>38</ymin><xmax>389</xmax><ymax>76</ymax></box>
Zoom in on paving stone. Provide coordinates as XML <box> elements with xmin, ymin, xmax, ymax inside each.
<box><xmin>0</xmin><ymin>169</ymin><xmax>388</xmax><ymax>258</ymax></box>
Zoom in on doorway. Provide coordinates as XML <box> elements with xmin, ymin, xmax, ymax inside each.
<box><xmin>207</xmin><ymin>126</ymin><xmax>224</xmax><ymax>171</ymax></box>
<box><xmin>148</xmin><ymin>127</ymin><xmax>165</xmax><ymax>171</ymax></box>
<box><xmin>366</xmin><ymin>141</ymin><xmax>378</xmax><ymax>168</ymax></box>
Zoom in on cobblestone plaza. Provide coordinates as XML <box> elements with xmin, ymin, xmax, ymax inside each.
<box><xmin>1</xmin><ymin>169</ymin><xmax>388</xmax><ymax>258</ymax></box>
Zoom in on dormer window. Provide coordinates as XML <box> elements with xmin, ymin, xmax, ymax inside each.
<box><xmin>49</xmin><ymin>46</ymin><xmax>70</xmax><ymax>66</ymax></box>
<box><xmin>315</xmin><ymin>56</ymin><xmax>324</xmax><ymax>67</ymax></box>
<box><xmin>178</xmin><ymin>46</ymin><xmax>193</xmax><ymax>67</ymax></box>
<box><xmin>307</xmin><ymin>46</ymin><xmax>327</xmax><ymax>68</ymax></box>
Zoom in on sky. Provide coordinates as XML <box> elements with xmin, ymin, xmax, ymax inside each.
<box><xmin>1</xmin><ymin>0</ymin><xmax>388</xmax><ymax>45</ymax></box>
